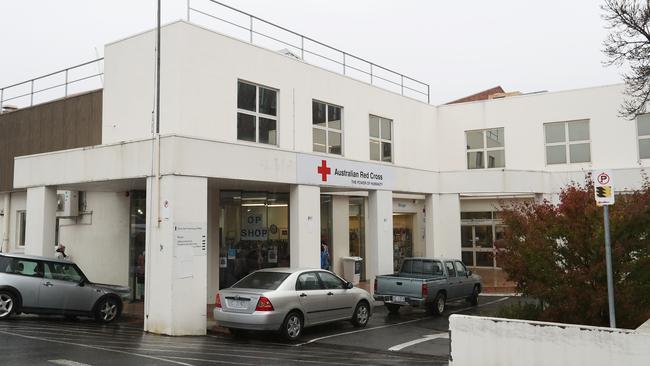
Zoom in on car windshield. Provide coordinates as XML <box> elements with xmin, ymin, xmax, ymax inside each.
<box><xmin>231</xmin><ymin>271</ymin><xmax>290</xmax><ymax>290</ymax></box>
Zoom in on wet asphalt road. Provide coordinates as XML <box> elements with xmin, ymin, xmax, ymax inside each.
<box><xmin>0</xmin><ymin>295</ymin><xmax>516</xmax><ymax>365</ymax></box>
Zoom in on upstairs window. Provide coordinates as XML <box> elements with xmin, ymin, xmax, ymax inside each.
<box><xmin>544</xmin><ymin>120</ymin><xmax>590</xmax><ymax>165</ymax></box>
<box><xmin>237</xmin><ymin>81</ymin><xmax>278</xmax><ymax>145</ymax></box>
<box><xmin>312</xmin><ymin>101</ymin><xmax>342</xmax><ymax>155</ymax></box>
<box><xmin>638</xmin><ymin>114</ymin><xmax>650</xmax><ymax>159</ymax></box>
<box><xmin>369</xmin><ymin>115</ymin><xmax>393</xmax><ymax>162</ymax></box>
<box><xmin>466</xmin><ymin>128</ymin><xmax>505</xmax><ymax>169</ymax></box>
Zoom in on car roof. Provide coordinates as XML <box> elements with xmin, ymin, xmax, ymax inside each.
<box><xmin>251</xmin><ymin>267</ymin><xmax>320</xmax><ymax>274</ymax></box>
<box><xmin>0</xmin><ymin>252</ymin><xmax>74</xmax><ymax>264</ymax></box>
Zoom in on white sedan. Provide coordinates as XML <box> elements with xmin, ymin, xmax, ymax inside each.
<box><xmin>214</xmin><ymin>268</ymin><xmax>373</xmax><ymax>341</ymax></box>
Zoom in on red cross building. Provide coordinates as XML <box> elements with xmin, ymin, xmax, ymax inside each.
<box><xmin>317</xmin><ymin>160</ymin><xmax>331</xmax><ymax>182</ymax></box>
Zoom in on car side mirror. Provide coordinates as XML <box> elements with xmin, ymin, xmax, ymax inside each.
<box><xmin>78</xmin><ymin>278</ymin><xmax>86</xmax><ymax>287</ymax></box>
<box><xmin>467</xmin><ymin>271</ymin><xmax>472</xmax><ymax>277</ymax></box>
<box><xmin>346</xmin><ymin>282</ymin><xmax>354</xmax><ymax>289</ymax></box>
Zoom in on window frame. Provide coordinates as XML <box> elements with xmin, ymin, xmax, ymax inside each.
<box><xmin>236</xmin><ymin>80</ymin><xmax>279</xmax><ymax>146</ymax></box>
<box><xmin>544</xmin><ymin>120</ymin><xmax>591</xmax><ymax>165</ymax></box>
<box><xmin>465</xmin><ymin>127</ymin><xmax>505</xmax><ymax>170</ymax></box>
<box><xmin>637</xmin><ymin>114</ymin><xmax>650</xmax><ymax>160</ymax></box>
<box><xmin>461</xmin><ymin>210</ymin><xmax>506</xmax><ymax>269</ymax></box>
<box><xmin>16</xmin><ymin>210</ymin><xmax>26</xmax><ymax>248</ymax></box>
<box><xmin>312</xmin><ymin>100</ymin><xmax>344</xmax><ymax>156</ymax></box>
<box><xmin>369</xmin><ymin>115</ymin><xmax>393</xmax><ymax>163</ymax></box>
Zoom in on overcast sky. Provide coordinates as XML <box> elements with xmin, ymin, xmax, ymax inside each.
<box><xmin>0</xmin><ymin>0</ymin><xmax>623</xmax><ymax>105</ymax></box>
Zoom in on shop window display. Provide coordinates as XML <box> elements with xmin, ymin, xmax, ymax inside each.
<box><xmin>393</xmin><ymin>214</ymin><xmax>414</xmax><ymax>272</ymax></box>
<box><xmin>219</xmin><ymin>191</ymin><xmax>289</xmax><ymax>289</ymax></box>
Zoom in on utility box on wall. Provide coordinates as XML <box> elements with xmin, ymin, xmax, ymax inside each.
<box><xmin>56</xmin><ymin>190</ymin><xmax>79</xmax><ymax>217</ymax></box>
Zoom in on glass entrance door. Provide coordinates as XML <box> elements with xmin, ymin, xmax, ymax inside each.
<box><xmin>349</xmin><ymin>198</ymin><xmax>365</xmax><ymax>280</ymax></box>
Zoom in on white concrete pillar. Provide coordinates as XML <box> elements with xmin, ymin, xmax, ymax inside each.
<box><xmin>367</xmin><ymin>190</ymin><xmax>393</xmax><ymax>285</ymax></box>
<box><xmin>144</xmin><ymin>175</ymin><xmax>208</xmax><ymax>336</ymax></box>
<box><xmin>289</xmin><ymin>184</ymin><xmax>320</xmax><ymax>269</ymax></box>
<box><xmin>1</xmin><ymin>193</ymin><xmax>10</xmax><ymax>253</ymax></box>
<box><xmin>25</xmin><ymin>186</ymin><xmax>57</xmax><ymax>257</ymax></box>
<box><xmin>425</xmin><ymin>193</ymin><xmax>461</xmax><ymax>260</ymax></box>
<box><xmin>331</xmin><ymin>195</ymin><xmax>349</xmax><ymax>276</ymax></box>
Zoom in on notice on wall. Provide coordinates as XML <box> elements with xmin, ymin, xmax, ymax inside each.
<box><xmin>174</xmin><ymin>223</ymin><xmax>207</xmax><ymax>256</ymax></box>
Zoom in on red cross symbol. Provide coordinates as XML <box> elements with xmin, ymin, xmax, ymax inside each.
<box><xmin>317</xmin><ymin>160</ymin><xmax>331</xmax><ymax>182</ymax></box>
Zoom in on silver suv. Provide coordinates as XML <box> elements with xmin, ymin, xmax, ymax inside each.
<box><xmin>0</xmin><ymin>253</ymin><xmax>130</xmax><ymax>323</ymax></box>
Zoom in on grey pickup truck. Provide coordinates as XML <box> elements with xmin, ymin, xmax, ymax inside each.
<box><xmin>373</xmin><ymin>257</ymin><xmax>482</xmax><ymax>315</ymax></box>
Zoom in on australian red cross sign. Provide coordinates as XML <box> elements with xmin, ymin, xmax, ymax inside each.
<box><xmin>297</xmin><ymin>154</ymin><xmax>393</xmax><ymax>190</ymax></box>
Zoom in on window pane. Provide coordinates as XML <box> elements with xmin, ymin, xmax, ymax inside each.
<box><xmin>487</xmin><ymin>149</ymin><xmax>505</xmax><ymax>168</ymax></box>
<box><xmin>445</xmin><ymin>261</ymin><xmax>456</xmax><ymax>277</ymax></box>
<box><xmin>546</xmin><ymin>145</ymin><xmax>566</xmax><ymax>164</ymax></box>
<box><xmin>640</xmin><ymin>138</ymin><xmax>650</xmax><ymax>159</ymax></box>
<box><xmin>234</xmin><ymin>271</ymin><xmax>290</xmax><ymax>290</ymax></box>
<box><xmin>486</xmin><ymin>128</ymin><xmax>504</xmax><ymax>148</ymax></box>
<box><xmin>19</xmin><ymin>212</ymin><xmax>26</xmax><ymax>246</ymax></box>
<box><xmin>545</xmin><ymin>123</ymin><xmax>565</xmax><ymax>143</ymax></box>
<box><xmin>461</xmin><ymin>226</ymin><xmax>473</xmax><ymax>247</ymax></box>
<box><xmin>569</xmin><ymin>143</ymin><xmax>590</xmax><ymax>163</ymax></box>
<box><xmin>454</xmin><ymin>261</ymin><xmax>467</xmax><ymax>276</ymax></box>
<box><xmin>461</xmin><ymin>212</ymin><xmax>492</xmax><ymax>220</ymax></box>
<box><xmin>411</xmin><ymin>260</ymin><xmax>423</xmax><ymax>274</ymax></box>
<box><xmin>328</xmin><ymin>131</ymin><xmax>342</xmax><ymax>155</ymax></box>
<box><xmin>237</xmin><ymin>113</ymin><xmax>256</xmax><ymax>142</ymax></box>
<box><xmin>312</xmin><ymin>101</ymin><xmax>326</xmax><ymax>127</ymax></box>
<box><xmin>296</xmin><ymin>272</ymin><xmax>323</xmax><ymax>290</ymax></box>
<box><xmin>467</xmin><ymin>151</ymin><xmax>484</xmax><ymax>169</ymax></box>
<box><xmin>466</xmin><ymin>130</ymin><xmax>484</xmax><ymax>149</ymax></box>
<box><xmin>474</xmin><ymin>225</ymin><xmax>493</xmax><ymax>248</ymax></box>
<box><xmin>381</xmin><ymin>118</ymin><xmax>392</xmax><ymax>140</ymax></box>
<box><xmin>638</xmin><ymin>114</ymin><xmax>650</xmax><ymax>136</ymax></box>
<box><xmin>318</xmin><ymin>272</ymin><xmax>345</xmax><ymax>289</ymax></box>
<box><xmin>313</xmin><ymin>128</ymin><xmax>326</xmax><ymax>153</ymax></box>
<box><xmin>237</xmin><ymin>82</ymin><xmax>256</xmax><ymax>111</ymax></box>
<box><xmin>369</xmin><ymin>116</ymin><xmax>380</xmax><ymax>138</ymax></box>
<box><xmin>568</xmin><ymin>120</ymin><xmax>589</xmax><ymax>141</ymax></box>
<box><xmin>258</xmin><ymin>88</ymin><xmax>277</xmax><ymax>116</ymax></box>
<box><xmin>381</xmin><ymin>142</ymin><xmax>392</xmax><ymax>162</ymax></box>
<box><xmin>476</xmin><ymin>252</ymin><xmax>493</xmax><ymax>267</ymax></box>
<box><xmin>328</xmin><ymin>105</ymin><xmax>342</xmax><ymax>130</ymax></box>
<box><xmin>462</xmin><ymin>251</ymin><xmax>474</xmax><ymax>266</ymax></box>
<box><xmin>369</xmin><ymin>140</ymin><xmax>380</xmax><ymax>161</ymax></box>
<box><xmin>259</xmin><ymin>118</ymin><xmax>277</xmax><ymax>145</ymax></box>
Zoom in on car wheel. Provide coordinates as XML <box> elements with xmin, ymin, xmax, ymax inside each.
<box><xmin>0</xmin><ymin>291</ymin><xmax>16</xmax><ymax>319</ymax></box>
<box><xmin>352</xmin><ymin>301</ymin><xmax>370</xmax><ymax>327</ymax></box>
<box><xmin>385</xmin><ymin>303</ymin><xmax>400</xmax><ymax>314</ymax></box>
<box><xmin>431</xmin><ymin>292</ymin><xmax>446</xmax><ymax>316</ymax></box>
<box><xmin>280</xmin><ymin>311</ymin><xmax>303</xmax><ymax>341</ymax></box>
<box><xmin>468</xmin><ymin>285</ymin><xmax>479</xmax><ymax>306</ymax></box>
<box><xmin>95</xmin><ymin>297</ymin><xmax>121</xmax><ymax>323</ymax></box>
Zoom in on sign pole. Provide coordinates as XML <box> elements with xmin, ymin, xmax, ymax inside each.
<box><xmin>603</xmin><ymin>204</ymin><xmax>616</xmax><ymax>328</ymax></box>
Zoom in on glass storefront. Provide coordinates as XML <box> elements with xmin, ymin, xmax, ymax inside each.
<box><xmin>349</xmin><ymin>197</ymin><xmax>365</xmax><ymax>280</ymax></box>
<box><xmin>219</xmin><ymin>191</ymin><xmax>289</xmax><ymax>289</ymax></box>
<box><xmin>129</xmin><ymin>190</ymin><xmax>146</xmax><ymax>301</ymax></box>
<box><xmin>393</xmin><ymin>214</ymin><xmax>414</xmax><ymax>272</ymax></box>
<box><xmin>320</xmin><ymin>196</ymin><xmax>332</xmax><ymax>270</ymax></box>
<box><xmin>460</xmin><ymin>211</ymin><xmax>506</xmax><ymax>268</ymax></box>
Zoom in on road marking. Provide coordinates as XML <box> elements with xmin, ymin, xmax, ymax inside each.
<box><xmin>295</xmin><ymin>296</ymin><xmax>510</xmax><ymax>346</ymax></box>
<box><xmin>0</xmin><ymin>330</ymin><xmax>192</xmax><ymax>366</ymax></box>
<box><xmin>49</xmin><ymin>360</ymin><xmax>92</xmax><ymax>366</ymax></box>
<box><xmin>387</xmin><ymin>333</ymin><xmax>449</xmax><ymax>351</ymax></box>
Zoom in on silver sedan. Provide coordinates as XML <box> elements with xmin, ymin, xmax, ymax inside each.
<box><xmin>213</xmin><ymin>268</ymin><xmax>373</xmax><ymax>340</ymax></box>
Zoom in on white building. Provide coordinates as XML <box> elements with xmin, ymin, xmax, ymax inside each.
<box><xmin>1</xmin><ymin>11</ymin><xmax>649</xmax><ymax>336</ymax></box>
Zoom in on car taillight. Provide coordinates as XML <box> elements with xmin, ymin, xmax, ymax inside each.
<box><xmin>374</xmin><ymin>278</ymin><xmax>377</xmax><ymax>293</ymax></box>
<box><xmin>215</xmin><ymin>293</ymin><xmax>222</xmax><ymax>308</ymax></box>
<box><xmin>422</xmin><ymin>283</ymin><xmax>428</xmax><ymax>297</ymax></box>
<box><xmin>255</xmin><ymin>297</ymin><xmax>274</xmax><ymax>311</ymax></box>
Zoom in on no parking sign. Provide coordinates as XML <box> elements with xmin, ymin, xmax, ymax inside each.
<box><xmin>593</xmin><ymin>170</ymin><xmax>615</xmax><ymax>206</ymax></box>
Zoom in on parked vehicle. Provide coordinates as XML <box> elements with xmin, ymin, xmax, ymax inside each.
<box><xmin>214</xmin><ymin>268</ymin><xmax>373</xmax><ymax>341</ymax></box>
<box><xmin>373</xmin><ymin>257</ymin><xmax>481</xmax><ymax>315</ymax></box>
<box><xmin>0</xmin><ymin>253</ymin><xmax>131</xmax><ymax>323</ymax></box>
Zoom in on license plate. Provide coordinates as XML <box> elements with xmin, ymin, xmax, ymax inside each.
<box><xmin>392</xmin><ymin>296</ymin><xmax>405</xmax><ymax>302</ymax></box>
<box><xmin>229</xmin><ymin>300</ymin><xmax>249</xmax><ymax>308</ymax></box>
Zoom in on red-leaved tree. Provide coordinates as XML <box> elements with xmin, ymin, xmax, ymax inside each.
<box><xmin>497</xmin><ymin>175</ymin><xmax>650</xmax><ymax>328</ymax></box>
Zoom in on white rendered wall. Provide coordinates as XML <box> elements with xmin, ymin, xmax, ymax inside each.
<box><xmin>58</xmin><ymin>192</ymin><xmax>130</xmax><ymax>286</ymax></box>
<box><xmin>449</xmin><ymin>314</ymin><xmax>650</xmax><ymax>366</ymax></box>
<box><xmin>331</xmin><ymin>195</ymin><xmax>350</xmax><ymax>276</ymax></box>
<box><xmin>366</xmin><ymin>190</ymin><xmax>394</xmax><ymax>284</ymax></box>
<box><xmin>425</xmin><ymin>194</ymin><xmax>461</xmax><ymax>260</ymax></box>
<box><xmin>289</xmin><ymin>185</ymin><xmax>321</xmax><ymax>269</ymax></box>
<box><xmin>24</xmin><ymin>186</ymin><xmax>57</xmax><ymax>257</ymax></box>
<box><xmin>102</xmin><ymin>21</ymin><xmax>437</xmax><ymax>171</ymax></box>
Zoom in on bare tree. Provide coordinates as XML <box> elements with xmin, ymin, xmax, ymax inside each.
<box><xmin>602</xmin><ymin>0</ymin><xmax>650</xmax><ymax>119</ymax></box>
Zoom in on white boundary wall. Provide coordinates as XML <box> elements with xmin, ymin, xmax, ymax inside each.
<box><xmin>449</xmin><ymin>314</ymin><xmax>650</xmax><ymax>366</ymax></box>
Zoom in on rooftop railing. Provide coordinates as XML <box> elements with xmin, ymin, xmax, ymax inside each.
<box><xmin>0</xmin><ymin>58</ymin><xmax>104</xmax><ymax>112</ymax></box>
<box><xmin>188</xmin><ymin>0</ymin><xmax>431</xmax><ymax>103</ymax></box>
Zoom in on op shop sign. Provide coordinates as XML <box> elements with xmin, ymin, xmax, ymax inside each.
<box><xmin>297</xmin><ymin>154</ymin><xmax>394</xmax><ymax>190</ymax></box>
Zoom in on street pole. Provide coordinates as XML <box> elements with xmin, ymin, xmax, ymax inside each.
<box><xmin>603</xmin><ymin>205</ymin><xmax>616</xmax><ymax>328</ymax></box>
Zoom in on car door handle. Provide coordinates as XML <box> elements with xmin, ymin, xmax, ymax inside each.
<box><xmin>396</xmin><ymin>282</ymin><xmax>403</xmax><ymax>286</ymax></box>
<box><xmin>299</xmin><ymin>293</ymin><xmax>307</xmax><ymax>297</ymax></box>
<box><xmin>327</xmin><ymin>292</ymin><xmax>334</xmax><ymax>296</ymax></box>
<box><xmin>43</xmin><ymin>282</ymin><xmax>54</xmax><ymax>287</ymax></box>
